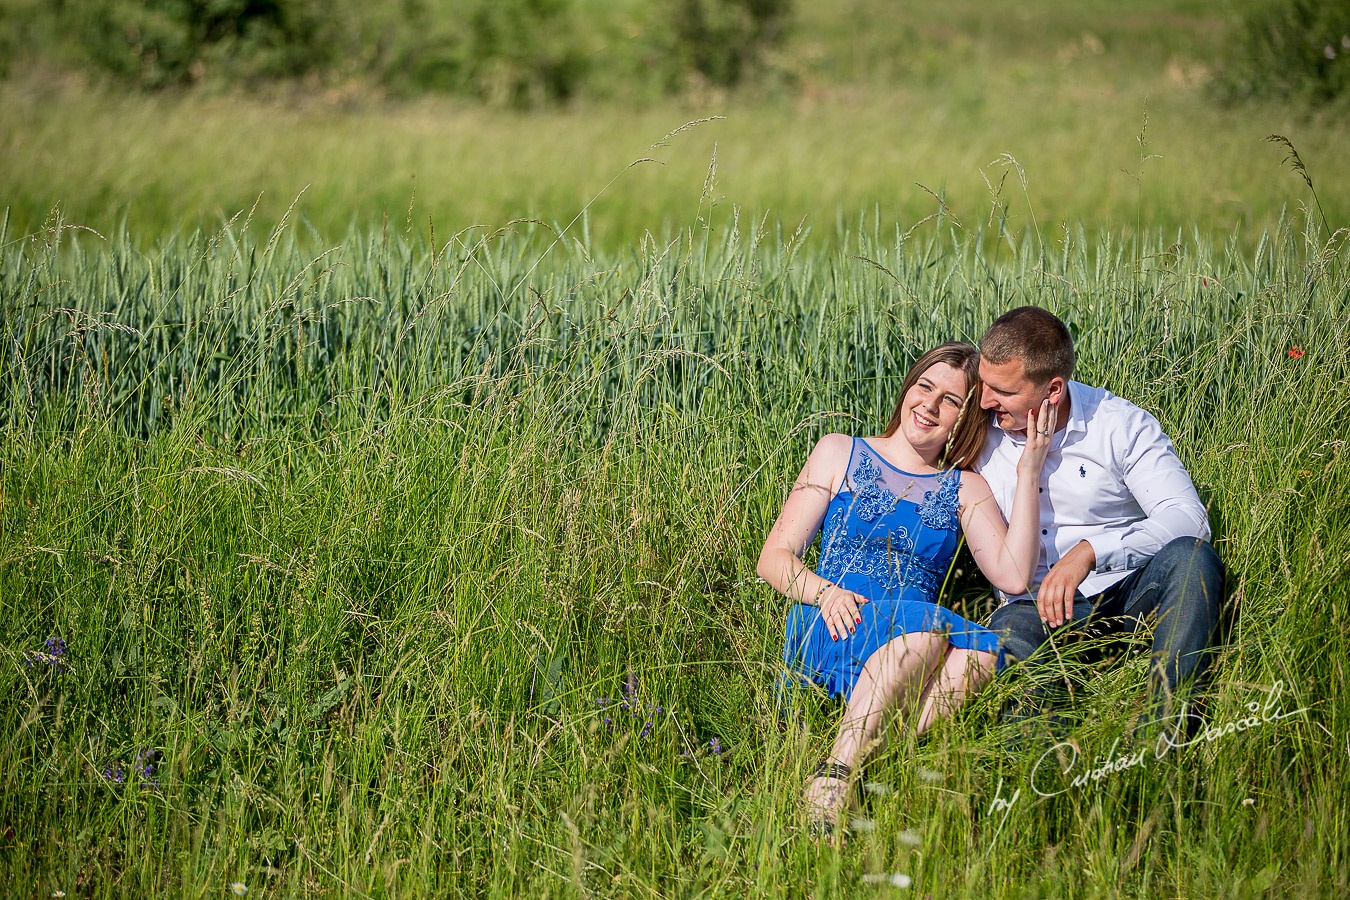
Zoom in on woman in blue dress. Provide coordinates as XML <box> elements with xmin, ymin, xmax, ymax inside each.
<box><xmin>757</xmin><ymin>341</ymin><xmax>1055</xmax><ymax>833</ymax></box>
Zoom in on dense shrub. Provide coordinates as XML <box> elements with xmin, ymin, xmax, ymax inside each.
<box><xmin>660</xmin><ymin>0</ymin><xmax>794</xmax><ymax>89</ymax></box>
<box><xmin>460</xmin><ymin>0</ymin><xmax>590</xmax><ymax>105</ymax></box>
<box><xmin>1212</xmin><ymin>0</ymin><xmax>1350</xmax><ymax>105</ymax></box>
<box><xmin>62</xmin><ymin>0</ymin><xmax>341</xmax><ymax>87</ymax></box>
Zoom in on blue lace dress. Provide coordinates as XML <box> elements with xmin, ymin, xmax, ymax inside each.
<box><xmin>782</xmin><ymin>438</ymin><xmax>1004</xmax><ymax>702</ymax></box>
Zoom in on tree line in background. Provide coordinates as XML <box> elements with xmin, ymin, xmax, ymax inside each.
<box><xmin>0</xmin><ymin>0</ymin><xmax>1346</xmax><ymax>105</ymax></box>
<box><xmin>0</xmin><ymin>0</ymin><xmax>792</xmax><ymax>103</ymax></box>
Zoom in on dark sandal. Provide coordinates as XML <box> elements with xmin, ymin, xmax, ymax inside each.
<box><xmin>812</xmin><ymin>761</ymin><xmax>854</xmax><ymax>781</ymax></box>
<box><xmin>806</xmin><ymin>761</ymin><xmax>854</xmax><ymax>839</ymax></box>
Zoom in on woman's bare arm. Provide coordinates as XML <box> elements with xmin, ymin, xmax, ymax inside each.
<box><xmin>959</xmin><ymin>400</ymin><xmax>1056</xmax><ymax>596</ymax></box>
<box><xmin>757</xmin><ymin>433</ymin><xmax>870</xmax><ymax>638</ymax></box>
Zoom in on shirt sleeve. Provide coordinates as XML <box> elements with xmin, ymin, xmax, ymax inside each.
<box><xmin>1083</xmin><ymin>407</ymin><xmax>1211</xmax><ymax>574</ymax></box>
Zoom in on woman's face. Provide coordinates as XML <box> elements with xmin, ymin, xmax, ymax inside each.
<box><xmin>899</xmin><ymin>361</ymin><xmax>970</xmax><ymax>457</ymax></box>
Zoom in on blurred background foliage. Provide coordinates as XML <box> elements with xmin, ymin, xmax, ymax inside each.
<box><xmin>0</xmin><ymin>0</ymin><xmax>1344</xmax><ymax>106</ymax></box>
<box><xmin>0</xmin><ymin>0</ymin><xmax>794</xmax><ymax>103</ymax></box>
<box><xmin>1209</xmin><ymin>0</ymin><xmax>1350</xmax><ymax>104</ymax></box>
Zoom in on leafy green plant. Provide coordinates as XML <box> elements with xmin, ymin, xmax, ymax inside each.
<box><xmin>1212</xmin><ymin>0</ymin><xmax>1350</xmax><ymax>105</ymax></box>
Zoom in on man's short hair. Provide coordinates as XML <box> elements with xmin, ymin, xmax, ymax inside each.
<box><xmin>980</xmin><ymin>306</ymin><xmax>1075</xmax><ymax>384</ymax></box>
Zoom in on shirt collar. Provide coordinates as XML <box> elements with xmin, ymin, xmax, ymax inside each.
<box><xmin>1063</xmin><ymin>379</ymin><xmax>1089</xmax><ymax>437</ymax></box>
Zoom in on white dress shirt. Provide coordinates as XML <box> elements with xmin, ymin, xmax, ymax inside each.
<box><xmin>975</xmin><ymin>380</ymin><xmax>1211</xmax><ymax>605</ymax></box>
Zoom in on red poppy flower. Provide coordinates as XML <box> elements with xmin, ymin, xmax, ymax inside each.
<box><xmin>1288</xmin><ymin>346</ymin><xmax>1304</xmax><ymax>359</ymax></box>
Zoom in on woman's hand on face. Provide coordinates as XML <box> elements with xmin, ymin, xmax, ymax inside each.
<box><xmin>819</xmin><ymin>586</ymin><xmax>868</xmax><ymax>640</ymax></box>
<box><xmin>1017</xmin><ymin>398</ymin><xmax>1058</xmax><ymax>474</ymax></box>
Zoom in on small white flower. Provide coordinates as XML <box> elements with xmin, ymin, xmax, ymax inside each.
<box><xmin>52</xmin><ymin>892</ymin><xmax>66</xmax><ymax>898</ymax></box>
<box><xmin>861</xmin><ymin>872</ymin><xmax>913</xmax><ymax>888</ymax></box>
<box><xmin>1243</xmin><ymin>797</ymin><xmax>1255</xmax><ymax>806</ymax></box>
<box><xmin>1325</xmin><ymin>45</ymin><xmax>1337</xmax><ymax>60</ymax></box>
<box><xmin>230</xmin><ymin>884</ymin><xmax>249</xmax><ymax>896</ymax></box>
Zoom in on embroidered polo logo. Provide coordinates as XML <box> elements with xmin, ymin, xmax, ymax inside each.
<box><xmin>1079</xmin><ymin>465</ymin><xmax>1086</xmax><ymax>478</ymax></box>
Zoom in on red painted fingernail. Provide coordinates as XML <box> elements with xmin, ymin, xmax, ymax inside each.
<box><xmin>855</xmin><ymin>617</ymin><xmax>861</xmax><ymax>624</ymax></box>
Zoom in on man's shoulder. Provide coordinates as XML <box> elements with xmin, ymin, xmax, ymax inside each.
<box><xmin>1070</xmin><ymin>381</ymin><xmax>1158</xmax><ymax>432</ymax></box>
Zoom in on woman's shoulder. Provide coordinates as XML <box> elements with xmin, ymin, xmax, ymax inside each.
<box><xmin>805</xmin><ymin>433</ymin><xmax>854</xmax><ymax>490</ymax></box>
<box><xmin>956</xmin><ymin>468</ymin><xmax>992</xmax><ymax>504</ymax></box>
<box><xmin>811</xmin><ymin>432</ymin><xmax>854</xmax><ymax>459</ymax></box>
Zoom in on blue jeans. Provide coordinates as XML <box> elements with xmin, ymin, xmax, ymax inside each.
<box><xmin>986</xmin><ymin>537</ymin><xmax>1225</xmax><ymax>738</ymax></box>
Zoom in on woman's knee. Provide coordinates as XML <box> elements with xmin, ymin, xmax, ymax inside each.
<box><xmin>867</xmin><ymin>631</ymin><xmax>946</xmax><ymax>677</ymax></box>
<box><xmin>949</xmin><ymin>647</ymin><xmax>997</xmax><ymax>682</ymax></box>
<box><xmin>882</xmin><ymin>630</ymin><xmax>947</xmax><ymax>655</ymax></box>
<box><xmin>969</xmin><ymin>647</ymin><xmax>998</xmax><ymax>674</ymax></box>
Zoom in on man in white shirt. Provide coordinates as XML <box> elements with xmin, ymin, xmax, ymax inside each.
<box><xmin>975</xmin><ymin>306</ymin><xmax>1224</xmax><ymax>744</ymax></box>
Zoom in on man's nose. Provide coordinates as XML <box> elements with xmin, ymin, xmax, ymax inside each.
<box><xmin>979</xmin><ymin>387</ymin><xmax>997</xmax><ymax>409</ymax></box>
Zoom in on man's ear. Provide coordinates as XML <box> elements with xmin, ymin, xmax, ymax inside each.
<box><xmin>1046</xmin><ymin>377</ymin><xmax>1067</xmax><ymax>404</ymax></box>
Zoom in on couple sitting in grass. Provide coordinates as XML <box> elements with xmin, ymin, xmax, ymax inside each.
<box><xmin>758</xmin><ymin>306</ymin><xmax>1224</xmax><ymax>835</ymax></box>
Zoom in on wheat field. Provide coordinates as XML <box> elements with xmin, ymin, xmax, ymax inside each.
<box><xmin>2</xmin><ymin>178</ymin><xmax>1347</xmax><ymax>895</ymax></box>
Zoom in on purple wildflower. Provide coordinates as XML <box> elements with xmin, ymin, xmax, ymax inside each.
<box><xmin>103</xmin><ymin>765</ymin><xmax>125</xmax><ymax>785</ymax></box>
<box><xmin>135</xmin><ymin>748</ymin><xmax>159</xmax><ymax>779</ymax></box>
<box><xmin>25</xmin><ymin>636</ymin><xmax>68</xmax><ymax>672</ymax></box>
<box><xmin>710</xmin><ymin>736</ymin><xmax>723</xmax><ymax>755</ymax></box>
<box><xmin>133</xmin><ymin>750</ymin><xmax>163</xmax><ymax>792</ymax></box>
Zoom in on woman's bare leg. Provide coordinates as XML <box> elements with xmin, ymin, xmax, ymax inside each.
<box><xmin>911</xmin><ymin>648</ymin><xmax>997</xmax><ymax>737</ymax></box>
<box><xmin>805</xmin><ymin>631</ymin><xmax>948</xmax><ymax>828</ymax></box>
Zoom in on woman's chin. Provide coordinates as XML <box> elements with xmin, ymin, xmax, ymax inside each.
<box><xmin>911</xmin><ymin>434</ymin><xmax>950</xmax><ymax>458</ymax></box>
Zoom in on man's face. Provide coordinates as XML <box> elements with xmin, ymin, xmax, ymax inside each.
<box><xmin>979</xmin><ymin>356</ymin><xmax>1062</xmax><ymax>433</ymax></box>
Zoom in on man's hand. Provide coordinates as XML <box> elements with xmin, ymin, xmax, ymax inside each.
<box><xmin>1035</xmin><ymin>540</ymin><xmax>1095</xmax><ymax>628</ymax></box>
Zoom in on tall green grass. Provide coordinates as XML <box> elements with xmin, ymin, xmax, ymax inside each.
<box><xmin>2</xmin><ymin>197</ymin><xmax>1348</xmax><ymax>897</ymax></box>
<box><xmin>4</xmin><ymin>66</ymin><xmax>1348</xmax><ymax>254</ymax></box>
